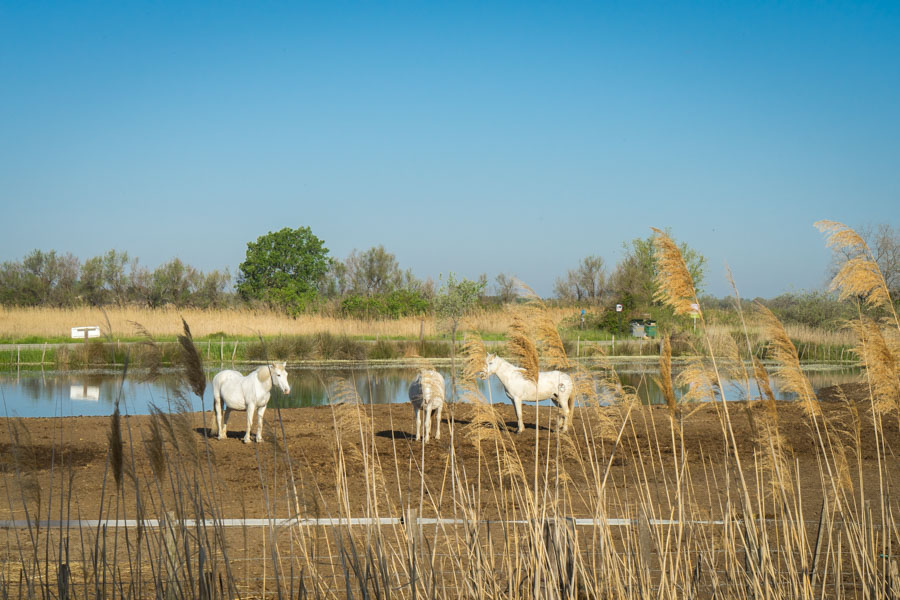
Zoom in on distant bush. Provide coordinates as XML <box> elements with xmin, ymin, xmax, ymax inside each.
<box><xmin>760</xmin><ymin>291</ymin><xmax>857</xmax><ymax>329</ymax></box>
<box><xmin>340</xmin><ymin>289</ymin><xmax>430</xmax><ymax>319</ymax></box>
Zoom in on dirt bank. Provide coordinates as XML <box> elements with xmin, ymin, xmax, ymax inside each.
<box><xmin>2</xmin><ymin>381</ymin><xmax>893</xmax><ymax>526</ymax></box>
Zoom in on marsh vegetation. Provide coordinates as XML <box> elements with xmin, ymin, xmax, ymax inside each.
<box><xmin>2</xmin><ymin>221</ymin><xmax>899</xmax><ymax>599</ymax></box>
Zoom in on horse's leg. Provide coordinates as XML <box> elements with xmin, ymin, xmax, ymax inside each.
<box><xmin>414</xmin><ymin>406</ymin><xmax>422</xmax><ymax>441</ymax></box>
<box><xmin>222</xmin><ymin>407</ymin><xmax>231</xmax><ymax>438</ymax></box>
<box><xmin>213</xmin><ymin>390</ymin><xmax>222</xmax><ymax>439</ymax></box>
<box><xmin>423</xmin><ymin>405</ymin><xmax>433</xmax><ymax>443</ymax></box>
<box><xmin>243</xmin><ymin>404</ymin><xmax>256</xmax><ymax>444</ymax></box>
<box><xmin>434</xmin><ymin>403</ymin><xmax>443</xmax><ymax>440</ymax></box>
<box><xmin>513</xmin><ymin>397</ymin><xmax>525</xmax><ymax>434</ymax></box>
<box><xmin>555</xmin><ymin>393</ymin><xmax>569</xmax><ymax>433</ymax></box>
<box><xmin>255</xmin><ymin>405</ymin><xmax>267</xmax><ymax>443</ymax></box>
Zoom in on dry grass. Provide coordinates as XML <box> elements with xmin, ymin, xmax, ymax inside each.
<box><xmin>0</xmin><ymin>305</ymin><xmax>572</xmax><ymax>340</ymax></box>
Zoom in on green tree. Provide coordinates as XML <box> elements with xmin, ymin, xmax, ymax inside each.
<box><xmin>101</xmin><ymin>250</ymin><xmax>131</xmax><ymax>306</ymax></box>
<box><xmin>433</xmin><ymin>273</ymin><xmax>485</xmax><ymax>358</ymax></box>
<box><xmin>345</xmin><ymin>245</ymin><xmax>403</xmax><ymax>295</ymax></box>
<box><xmin>237</xmin><ymin>227</ymin><xmax>331</xmax><ymax>313</ymax></box>
<box><xmin>148</xmin><ymin>258</ymin><xmax>197</xmax><ymax>307</ymax></box>
<box><xmin>610</xmin><ymin>232</ymin><xmax>706</xmax><ymax>309</ymax></box>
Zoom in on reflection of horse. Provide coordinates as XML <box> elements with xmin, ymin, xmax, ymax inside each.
<box><xmin>480</xmin><ymin>353</ymin><xmax>574</xmax><ymax>433</ymax></box>
<box><xmin>408</xmin><ymin>369</ymin><xmax>445</xmax><ymax>443</ymax></box>
<box><xmin>212</xmin><ymin>362</ymin><xmax>291</xmax><ymax>443</ymax></box>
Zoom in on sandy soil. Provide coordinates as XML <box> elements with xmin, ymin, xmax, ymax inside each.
<box><xmin>2</xmin><ymin>382</ymin><xmax>894</xmax><ymax>527</ymax></box>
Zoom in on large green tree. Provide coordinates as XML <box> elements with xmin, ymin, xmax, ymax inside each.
<box><xmin>237</xmin><ymin>227</ymin><xmax>331</xmax><ymax>312</ymax></box>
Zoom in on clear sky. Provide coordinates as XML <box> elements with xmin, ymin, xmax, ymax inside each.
<box><xmin>1</xmin><ymin>1</ymin><xmax>898</xmax><ymax>299</ymax></box>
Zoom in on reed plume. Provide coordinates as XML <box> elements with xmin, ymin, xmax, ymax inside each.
<box><xmin>130</xmin><ymin>320</ymin><xmax>163</xmax><ymax>381</ymax></box>
<box><xmin>815</xmin><ymin>220</ymin><xmax>897</xmax><ymax>319</ymax></box>
<box><xmin>460</xmin><ymin>332</ymin><xmax>488</xmax><ymax>392</ymax></box>
<box><xmin>676</xmin><ymin>358</ymin><xmax>718</xmax><ymax>403</ymax></box>
<box><xmin>329</xmin><ymin>379</ymin><xmax>372</xmax><ymax>459</ymax></box>
<box><xmin>458</xmin><ymin>332</ymin><xmax>506</xmax><ymax>444</ymax></box>
<box><xmin>145</xmin><ymin>406</ymin><xmax>168</xmax><ymax>482</ymax></box>
<box><xmin>756</xmin><ymin>303</ymin><xmax>820</xmax><ymax>418</ymax></box>
<box><xmin>651</xmin><ymin>227</ymin><xmax>699</xmax><ymax>316</ymax></box>
<box><xmin>752</xmin><ymin>357</ymin><xmax>778</xmax><ymax>420</ymax></box>
<box><xmin>507</xmin><ymin>312</ymin><xmax>539</xmax><ymax>383</ymax></box>
<box><xmin>108</xmin><ymin>399</ymin><xmax>124</xmax><ymax>490</ymax></box>
<box><xmin>654</xmin><ymin>335</ymin><xmax>678</xmax><ymax>417</ymax></box>
<box><xmin>848</xmin><ymin>317</ymin><xmax>900</xmax><ymax>415</ymax></box>
<box><xmin>177</xmin><ymin>317</ymin><xmax>206</xmax><ymax>399</ymax></box>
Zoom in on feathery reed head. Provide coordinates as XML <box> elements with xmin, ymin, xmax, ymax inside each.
<box><xmin>108</xmin><ymin>399</ymin><xmax>123</xmax><ymax>490</ymax></box>
<box><xmin>146</xmin><ymin>405</ymin><xmax>168</xmax><ymax>481</ymax></box>
<box><xmin>752</xmin><ymin>357</ymin><xmax>778</xmax><ymax>421</ymax></box>
<box><xmin>756</xmin><ymin>302</ymin><xmax>820</xmax><ymax>417</ymax></box>
<box><xmin>532</xmin><ymin>305</ymin><xmax>571</xmax><ymax>370</ymax></box>
<box><xmin>815</xmin><ymin>220</ymin><xmax>893</xmax><ymax>308</ymax></box>
<box><xmin>651</xmin><ymin>227</ymin><xmax>699</xmax><ymax>316</ymax></box>
<box><xmin>461</xmin><ymin>402</ymin><xmax>505</xmax><ymax>445</ymax></box>
<box><xmin>849</xmin><ymin>318</ymin><xmax>900</xmax><ymax>414</ymax></box>
<box><xmin>507</xmin><ymin>312</ymin><xmax>539</xmax><ymax>383</ymax></box>
<box><xmin>130</xmin><ymin>320</ymin><xmax>163</xmax><ymax>381</ymax></box>
<box><xmin>655</xmin><ymin>335</ymin><xmax>678</xmax><ymax>417</ymax></box>
<box><xmin>177</xmin><ymin>317</ymin><xmax>206</xmax><ymax>399</ymax></box>
<box><xmin>676</xmin><ymin>358</ymin><xmax>718</xmax><ymax>403</ymax></box>
<box><xmin>461</xmin><ymin>332</ymin><xmax>488</xmax><ymax>389</ymax></box>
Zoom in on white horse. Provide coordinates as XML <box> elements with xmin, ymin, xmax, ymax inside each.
<box><xmin>480</xmin><ymin>353</ymin><xmax>574</xmax><ymax>433</ymax></box>
<box><xmin>212</xmin><ymin>362</ymin><xmax>291</xmax><ymax>443</ymax></box>
<box><xmin>408</xmin><ymin>369</ymin><xmax>445</xmax><ymax>443</ymax></box>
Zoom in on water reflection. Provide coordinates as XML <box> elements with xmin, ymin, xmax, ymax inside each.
<box><xmin>0</xmin><ymin>363</ymin><xmax>864</xmax><ymax>418</ymax></box>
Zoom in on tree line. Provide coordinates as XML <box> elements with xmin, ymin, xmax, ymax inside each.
<box><xmin>3</xmin><ymin>223</ymin><xmax>897</xmax><ymax>329</ymax></box>
<box><xmin>0</xmin><ymin>249</ymin><xmax>232</xmax><ymax>309</ymax></box>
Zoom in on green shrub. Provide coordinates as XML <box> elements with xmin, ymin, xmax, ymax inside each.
<box><xmin>368</xmin><ymin>339</ymin><xmax>400</xmax><ymax>360</ymax></box>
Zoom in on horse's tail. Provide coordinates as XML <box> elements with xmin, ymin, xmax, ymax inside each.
<box><xmin>420</xmin><ymin>371</ymin><xmax>433</xmax><ymax>405</ymax></box>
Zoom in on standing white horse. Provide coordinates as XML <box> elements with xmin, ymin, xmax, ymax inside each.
<box><xmin>480</xmin><ymin>353</ymin><xmax>574</xmax><ymax>433</ymax></box>
<box><xmin>408</xmin><ymin>369</ymin><xmax>445</xmax><ymax>443</ymax></box>
<box><xmin>212</xmin><ymin>362</ymin><xmax>291</xmax><ymax>443</ymax></box>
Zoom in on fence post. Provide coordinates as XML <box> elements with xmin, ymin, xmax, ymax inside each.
<box><xmin>638</xmin><ymin>507</ymin><xmax>652</xmax><ymax>584</ymax></box>
<box><xmin>164</xmin><ymin>511</ymin><xmax>178</xmax><ymax>600</ymax></box>
<box><xmin>576</xmin><ymin>336</ymin><xmax>580</xmax><ymax>358</ymax></box>
<box><xmin>404</xmin><ymin>507</ymin><xmax>421</xmax><ymax>553</ymax></box>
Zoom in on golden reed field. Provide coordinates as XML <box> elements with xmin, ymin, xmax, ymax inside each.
<box><xmin>0</xmin><ymin>304</ymin><xmax>857</xmax><ymax>352</ymax></box>
<box><xmin>0</xmin><ymin>305</ymin><xmax>571</xmax><ymax>340</ymax></box>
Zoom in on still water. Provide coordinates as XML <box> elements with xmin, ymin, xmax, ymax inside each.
<box><xmin>0</xmin><ymin>362</ymin><xmax>863</xmax><ymax>419</ymax></box>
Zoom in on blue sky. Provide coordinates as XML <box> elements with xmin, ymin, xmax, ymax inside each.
<box><xmin>1</xmin><ymin>1</ymin><xmax>898</xmax><ymax>299</ymax></box>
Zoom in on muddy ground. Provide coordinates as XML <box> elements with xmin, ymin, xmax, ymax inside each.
<box><xmin>2</xmin><ymin>382</ymin><xmax>895</xmax><ymax>526</ymax></box>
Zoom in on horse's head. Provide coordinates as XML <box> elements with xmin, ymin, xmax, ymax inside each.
<box><xmin>271</xmin><ymin>362</ymin><xmax>291</xmax><ymax>394</ymax></box>
<box><xmin>479</xmin><ymin>353</ymin><xmax>499</xmax><ymax>378</ymax></box>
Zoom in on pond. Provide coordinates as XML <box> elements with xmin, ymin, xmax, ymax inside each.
<box><xmin>0</xmin><ymin>361</ymin><xmax>863</xmax><ymax>419</ymax></box>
